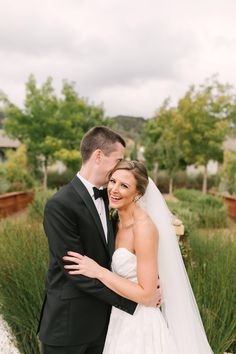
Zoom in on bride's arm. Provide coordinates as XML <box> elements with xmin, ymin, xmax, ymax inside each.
<box><xmin>64</xmin><ymin>220</ymin><xmax>159</xmax><ymax>306</ymax></box>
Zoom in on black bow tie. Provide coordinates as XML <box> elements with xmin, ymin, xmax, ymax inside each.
<box><xmin>93</xmin><ymin>187</ymin><xmax>107</xmax><ymax>200</ymax></box>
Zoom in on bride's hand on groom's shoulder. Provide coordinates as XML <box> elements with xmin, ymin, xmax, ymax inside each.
<box><xmin>63</xmin><ymin>251</ymin><xmax>103</xmax><ymax>278</ymax></box>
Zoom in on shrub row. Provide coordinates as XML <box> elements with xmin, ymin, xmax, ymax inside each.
<box><xmin>154</xmin><ymin>170</ymin><xmax>219</xmax><ymax>193</ymax></box>
<box><xmin>47</xmin><ymin>169</ymin><xmax>75</xmax><ymax>190</ymax></box>
<box><xmin>172</xmin><ymin>189</ymin><xmax>227</xmax><ymax>228</ymax></box>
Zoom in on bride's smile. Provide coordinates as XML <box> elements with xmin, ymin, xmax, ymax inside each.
<box><xmin>108</xmin><ymin>169</ymin><xmax>139</xmax><ymax>210</ymax></box>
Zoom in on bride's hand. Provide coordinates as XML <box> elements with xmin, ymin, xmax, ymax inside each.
<box><xmin>63</xmin><ymin>251</ymin><xmax>103</xmax><ymax>278</ymax></box>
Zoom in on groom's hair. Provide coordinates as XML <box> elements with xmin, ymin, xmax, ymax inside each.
<box><xmin>80</xmin><ymin>126</ymin><xmax>126</xmax><ymax>162</ymax></box>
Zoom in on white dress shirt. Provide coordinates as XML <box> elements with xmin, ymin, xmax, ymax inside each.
<box><xmin>77</xmin><ymin>172</ymin><xmax>108</xmax><ymax>242</ymax></box>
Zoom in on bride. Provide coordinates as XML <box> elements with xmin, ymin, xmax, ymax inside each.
<box><xmin>64</xmin><ymin>160</ymin><xmax>213</xmax><ymax>354</ymax></box>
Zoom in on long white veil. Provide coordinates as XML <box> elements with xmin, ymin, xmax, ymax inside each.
<box><xmin>138</xmin><ymin>178</ymin><xmax>213</xmax><ymax>354</ymax></box>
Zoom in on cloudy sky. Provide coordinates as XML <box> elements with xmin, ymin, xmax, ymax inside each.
<box><xmin>0</xmin><ymin>0</ymin><xmax>235</xmax><ymax>118</ymax></box>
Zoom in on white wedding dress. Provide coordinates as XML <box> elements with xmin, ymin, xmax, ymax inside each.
<box><xmin>103</xmin><ymin>178</ymin><xmax>213</xmax><ymax>354</ymax></box>
<box><xmin>103</xmin><ymin>247</ymin><xmax>179</xmax><ymax>354</ymax></box>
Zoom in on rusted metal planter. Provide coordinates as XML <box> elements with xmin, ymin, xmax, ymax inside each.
<box><xmin>0</xmin><ymin>191</ymin><xmax>34</xmax><ymax>218</ymax></box>
<box><xmin>209</xmin><ymin>191</ymin><xmax>236</xmax><ymax>220</ymax></box>
<box><xmin>222</xmin><ymin>194</ymin><xmax>236</xmax><ymax>220</ymax></box>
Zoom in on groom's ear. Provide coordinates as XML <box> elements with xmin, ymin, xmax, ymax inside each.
<box><xmin>93</xmin><ymin>149</ymin><xmax>102</xmax><ymax>163</ymax></box>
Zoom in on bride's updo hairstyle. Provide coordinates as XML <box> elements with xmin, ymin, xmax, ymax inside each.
<box><xmin>108</xmin><ymin>160</ymin><xmax>149</xmax><ymax>196</ymax></box>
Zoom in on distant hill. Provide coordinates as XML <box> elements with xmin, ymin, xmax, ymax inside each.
<box><xmin>110</xmin><ymin>115</ymin><xmax>146</xmax><ymax>141</ymax></box>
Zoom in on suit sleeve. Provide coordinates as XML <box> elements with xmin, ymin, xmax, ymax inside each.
<box><xmin>43</xmin><ymin>198</ymin><xmax>137</xmax><ymax>315</ymax></box>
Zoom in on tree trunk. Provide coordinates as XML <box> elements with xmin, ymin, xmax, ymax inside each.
<box><xmin>43</xmin><ymin>158</ymin><xmax>48</xmax><ymax>190</ymax></box>
<box><xmin>169</xmin><ymin>176</ymin><xmax>173</xmax><ymax>195</ymax></box>
<box><xmin>153</xmin><ymin>162</ymin><xmax>158</xmax><ymax>185</ymax></box>
<box><xmin>202</xmin><ymin>164</ymin><xmax>208</xmax><ymax>194</ymax></box>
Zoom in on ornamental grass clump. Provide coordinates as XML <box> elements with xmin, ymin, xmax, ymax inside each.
<box><xmin>188</xmin><ymin>232</ymin><xmax>236</xmax><ymax>354</ymax></box>
<box><xmin>28</xmin><ymin>188</ymin><xmax>55</xmax><ymax>220</ymax></box>
<box><xmin>0</xmin><ymin>216</ymin><xmax>48</xmax><ymax>354</ymax></box>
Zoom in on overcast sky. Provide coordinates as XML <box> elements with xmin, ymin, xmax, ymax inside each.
<box><xmin>0</xmin><ymin>0</ymin><xmax>235</xmax><ymax>118</ymax></box>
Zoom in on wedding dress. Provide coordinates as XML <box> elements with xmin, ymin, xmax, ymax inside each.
<box><xmin>103</xmin><ymin>247</ymin><xmax>179</xmax><ymax>354</ymax></box>
<box><xmin>103</xmin><ymin>178</ymin><xmax>213</xmax><ymax>354</ymax></box>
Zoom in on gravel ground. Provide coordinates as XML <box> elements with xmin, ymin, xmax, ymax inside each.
<box><xmin>0</xmin><ymin>315</ymin><xmax>20</xmax><ymax>354</ymax></box>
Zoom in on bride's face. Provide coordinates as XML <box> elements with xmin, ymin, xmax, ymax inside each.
<box><xmin>108</xmin><ymin>169</ymin><xmax>139</xmax><ymax>210</ymax></box>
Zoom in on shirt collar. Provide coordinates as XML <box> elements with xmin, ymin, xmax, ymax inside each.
<box><xmin>77</xmin><ymin>172</ymin><xmax>104</xmax><ymax>199</ymax></box>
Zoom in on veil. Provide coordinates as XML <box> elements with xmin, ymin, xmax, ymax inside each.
<box><xmin>138</xmin><ymin>178</ymin><xmax>213</xmax><ymax>354</ymax></box>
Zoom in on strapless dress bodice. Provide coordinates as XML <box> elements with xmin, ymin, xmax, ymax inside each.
<box><xmin>111</xmin><ymin>248</ymin><xmax>137</xmax><ymax>282</ymax></box>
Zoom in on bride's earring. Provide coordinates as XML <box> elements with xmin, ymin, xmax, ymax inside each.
<box><xmin>133</xmin><ymin>195</ymin><xmax>140</xmax><ymax>203</ymax></box>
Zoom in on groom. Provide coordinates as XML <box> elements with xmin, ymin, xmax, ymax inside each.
<box><xmin>38</xmin><ymin>126</ymin><xmax>161</xmax><ymax>354</ymax></box>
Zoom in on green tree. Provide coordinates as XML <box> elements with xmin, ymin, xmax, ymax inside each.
<box><xmin>0</xmin><ymin>145</ymin><xmax>34</xmax><ymax>192</ymax></box>
<box><xmin>144</xmin><ymin>99</ymin><xmax>186</xmax><ymax>194</ymax></box>
<box><xmin>178</xmin><ymin>77</ymin><xmax>232</xmax><ymax>193</ymax></box>
<box><xmin>219</xmin><ymin>151</ymin><xmax>236</xmax><ymax>195</ymax></box>
<box><xmin>2</xmin><ymin>75</ymin><xmax>61</xmax><ymax>189</ymax></box>
<box><xmin>2</xmin><ymin>75</ymin><xmax>107</xmax><ymax>189</ymax></box>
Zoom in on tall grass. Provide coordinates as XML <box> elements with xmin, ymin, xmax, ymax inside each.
<box><xmin>0</xmin><ymin>187</ymin><xmax>235</xmax><ymax>354</ymax></box>
<box><xmin>28</xmin><ymin>188</ymin><xmax>55</xmax><ymax>220</ymax></box>
<box><xmin>188</xmin><ymin>232</ymin><xmax>236</xmax><ymax>354</ymax></box>
<box><xmin>0</xmin><ymin>215</ymin><xmax>48</xmax><ymax>354</ymax></box>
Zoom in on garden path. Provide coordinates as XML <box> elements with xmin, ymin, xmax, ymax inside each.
<box><xmin>0</xmin><ymin>315</ymin><xmax>20</xmax><ymax>354</ymax></box>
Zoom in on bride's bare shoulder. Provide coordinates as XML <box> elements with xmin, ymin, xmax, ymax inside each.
<box><xmin>133</xmin><ymin>207</ymin><xmax>158</xmax><ymax>236</ymax></box>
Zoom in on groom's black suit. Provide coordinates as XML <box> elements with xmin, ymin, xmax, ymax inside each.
<box><xmin>38</xmin><ymin>176</ymin><xmax>137</xmax><ymax>351</ymax></box>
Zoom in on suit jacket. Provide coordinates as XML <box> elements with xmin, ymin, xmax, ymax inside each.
<box><xmin>38</xmin><ymin>176</ymin><xmax>137</xmax><ymax>346</ymax></box>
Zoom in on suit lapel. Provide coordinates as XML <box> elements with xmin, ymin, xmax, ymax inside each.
<box><xmin>70</xmin><ymin>176</ymin><xmax>110</xmax><ymax>252</ymax></box>
<box><xmin>104</xmin><ymin>198</ymin><xmax>115</xmax><ymax>258</ymax></box>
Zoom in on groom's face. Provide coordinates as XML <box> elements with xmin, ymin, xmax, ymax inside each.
<box><xmin>99</xmin><ymin>143</ymin><xmax>125</xmax><ymax>184</ymax></box>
